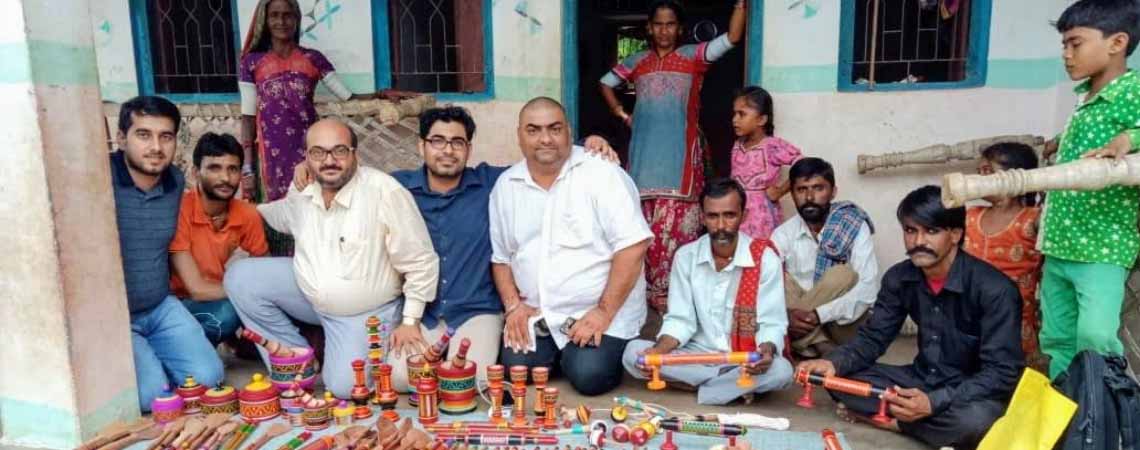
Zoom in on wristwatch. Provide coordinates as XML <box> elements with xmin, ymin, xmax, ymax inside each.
<box><xmin>402</xmin><ymin>316</ymin><xmax>420</xmax><ymax>327</ymax></box>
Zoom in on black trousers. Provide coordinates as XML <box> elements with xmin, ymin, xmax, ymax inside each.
<box><xmin>830</xmin><ymin>364</ymin><xmax>1005</xmax><ymax>449</ymax></box>
<box><xmin>500</xmin><ymin>334</ymin><xmax>630</xmax><ymax>396</ymax></box>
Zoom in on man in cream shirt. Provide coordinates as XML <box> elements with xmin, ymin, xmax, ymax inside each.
<box><xmin>490</xmin><ymin>97</ymin><xmax>652</xmax><ymax>396</ymax></box>
<box><xmin>225</xmin><ymin>119</ymin><xmax>439</xmax><ymax>397</ymax></box>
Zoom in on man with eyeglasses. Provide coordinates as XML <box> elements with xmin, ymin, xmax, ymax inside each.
<box><xmin>224</xmin><ymin>118</ymin><xmax>439</xmax><ymax>398</ymax></box>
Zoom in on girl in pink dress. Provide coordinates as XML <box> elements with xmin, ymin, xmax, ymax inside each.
<box><xmin>730</xmin><ymin>86</ymin><xmax>802</xmax><ymax>239</ymax></box>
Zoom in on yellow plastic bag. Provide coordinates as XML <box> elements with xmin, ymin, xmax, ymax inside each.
<box><xmin>977</xmin><ymin>369</ymin><xmax>1077</xmax><ymax>450</ymax></box>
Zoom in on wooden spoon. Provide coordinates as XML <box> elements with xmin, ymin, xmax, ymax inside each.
<box><xmin>333</xmin><ymin>425</ymin><xmax>369</xmax><ymax>450</ymax></box>
<box><xmin>187</xmin><ymin>413</ymin><xmax>234</xmax><ymax>449</ymax></box>
<box><xmin>79</xmin><ymin>418</ymin><xmax>153</xmax><ymax>450</ymax></box>
<box><xmin>171</xmin><ymin>417</ymin><xmax>205</xmax><ymax>449</ymax></box>
<box><xmin>208</xmin><ymin>421</ymin><xmax>239</xmax><ymax>450</ymax></box>
<box><xmin>96</xmin><ymin>425</ymin><xmax>162</xmax><ymax>450</ymax></box>
<box><xmin>147</xmin><ymin>416</ymin><xmax>188</xmax><ymax>450</ymax></box>
<box><xmin>244</xmin><ymin>422</ymin><xmax>290</xmax><ymax>450</ymax></box>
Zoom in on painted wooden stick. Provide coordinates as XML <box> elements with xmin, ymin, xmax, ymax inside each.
<box><xmin>942</xmin><ymin>153</ymin><xmax>1140</xmax><ymax>207</ymax></box>
<box><xmin>858</xmin><ymin>135</ymin><xmax>1045</xmax><ymax>174</ymax></box>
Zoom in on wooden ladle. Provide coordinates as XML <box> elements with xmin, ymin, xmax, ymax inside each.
<box><xmin>95</xmin><ymin>425</ymin><xmax>162</xmax><ymax>450</ymax></box>
<box><xmin>244</xmin><ymin>422</ymin><xmax>290</xmax><ymax>450</ymax></box>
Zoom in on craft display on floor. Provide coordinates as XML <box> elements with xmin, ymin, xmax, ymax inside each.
<box><xmin>87</xmin><ymin>317</ymin><xmax>854</xmax><ymax>450</ymax></box>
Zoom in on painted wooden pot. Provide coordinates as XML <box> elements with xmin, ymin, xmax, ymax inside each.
<box><xmin>302</xmin><ymin>403</ymin><xmax>331</xmax><ymax>431</ymax></box>
<box><xmin>404</xmin><ymin>354</ymin><xmax>440</xmax><ymax>407</ymax></box>
<box><xmin>200</xmin><ymin>385</ymin><xmax>239</xmax><ymax>415</ymax></box>
<box><xmin>279</xmin><ymin>388</ymin><xmax>304</xmax><ymax>428</ymax></box>
<box><xmin>151</xmin><ymin>388</ymin><xmax>184</xmax><ymax>424</ymax></box>
<box><xmin>238</xmin><ymin>373</ymin><xmax>280</xmax><ymax>423</ymax></box>
<box><xmin>268</xmin><ymin>347</ymin><xmax>317</xmax><ymax>391</ymax></box>
<box><xmin>176</xmin><ymin>376</ymin><xmax>208</xmax><ymax>414</ymax></box>
<box><xmin>436</xmin><ymin>360</ymin><xmax>477</xmax><ymax>415</ymax></box>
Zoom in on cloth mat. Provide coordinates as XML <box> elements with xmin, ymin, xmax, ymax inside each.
<box><xmin>127</xmin><ymin>408</ymin><xmax>855</xmax><ymax>450</ymax></box>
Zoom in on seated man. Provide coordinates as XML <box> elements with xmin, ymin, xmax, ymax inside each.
<box><xmin>797</xmin><ymin>186</ymin><xmax>1023</xmax><ymax>449</ymax></box>
<box><xmin>225</xmin><ymin>118</ymin><xmax>439</xmax><ymax>397</ymax></box>
<box><xmin>622</xmin><ymin>178</ymin><xmax>792</xmax><ymax>405</ymax></box>
<box><xmin>490</xmin><ymin>97</ymin><xmax>652</xmax><ymax>396</ymax></box>
<box><xmin>770</xmin><ymin>157</ymin><xmax>878</xmax><ymax>358</ymax></box>
<box><xmin>170</xmin><ymin>132</ymin><xmax>268</xmax><ymax>347</ymax></box>
<box><xmin>110</xmin><ymin>96</ymin><xmax>223</xmax><ymax>411</ymax></box>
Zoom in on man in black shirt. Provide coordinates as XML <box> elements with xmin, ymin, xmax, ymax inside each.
<box><xmin>797</xmin><ymin>185</ymin><xmax>1023</xmax><ymax>449</ymax></box>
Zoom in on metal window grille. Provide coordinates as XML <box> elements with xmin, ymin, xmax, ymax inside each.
<box><xmin>851</xmin><ymin>0</ymin><xmax>972</xmax><ymax>87</ymax></box>
<box><xmin>146</xmin><ymin>0</ymin><xmax>238</xmax><ymax>94</ymax></box>
<box><xmin>388</xmin><ymin>0</ymin><xmax>486</xmax><ymax>93</ymax></box>
<box><xmin>592</xmin><ymin>0</ymin><xmax>652</xmax><ymax>13</ymax></box>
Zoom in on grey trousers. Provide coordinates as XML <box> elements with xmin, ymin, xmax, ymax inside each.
<box><xmin>621</xmin><ymin>339</ymin><xmax>793</xmax><ymax>405</ymax></box>
<box><xmin>224</xmin><ymin>257</ymin><xmax>402</xmax><ymax>398</ymax></box>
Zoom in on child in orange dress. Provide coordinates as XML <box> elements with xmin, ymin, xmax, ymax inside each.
<box><xmin>963</xmin><ymin>142</ymin><xmax>1046</xmax><ymax>372</ymax></box>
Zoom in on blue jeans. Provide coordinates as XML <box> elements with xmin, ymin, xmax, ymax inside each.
<box><xmin>132</xmin><ymin>295</ymin><xmax>224</xmax><ymax>412</ymax></box>
<box><xmin>180</xmin><ymin>297</ymin><xmax>241</xmax><ymax>346</ymax></box>
<box><xmin>499</xmin><ymin>332</ymin><xmax>629</xmax><ymax>396</ymax></box>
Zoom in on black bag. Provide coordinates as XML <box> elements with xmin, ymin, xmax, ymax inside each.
<box><xmin>1054</xmin><ymin>350</ymin><xmax>1140</xmax><ymax>450</ymax></box>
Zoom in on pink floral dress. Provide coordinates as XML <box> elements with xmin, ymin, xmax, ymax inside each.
<box><xmin>731</xmin><ymin>136</ymin><xmax>803</xmax><ymax>239</ymax></box>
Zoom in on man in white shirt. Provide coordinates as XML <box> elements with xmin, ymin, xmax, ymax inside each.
<box><xmin>770</xmin><ymin>157</ymin><xmax>878</xmax><ymax>358</ymax></box>
<box><xmin>224</xmin><ymin>119</ymin><xmax>440</xmax><ymax>397</ymax></box>
<box><xmin>489</xmin><ymin>97</ymin><xmax>652</xmax><ymax>396</ymax></box>
<box><xmin>622</xmin><ymin>178</ymin><xmax>792</xmax><ymax>405</ymax></box>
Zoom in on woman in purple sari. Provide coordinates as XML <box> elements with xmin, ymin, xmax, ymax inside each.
<box><xmin>238</xmin><ymin>0</ymin><xmax>366</xmax><ymax>201</ymax></box>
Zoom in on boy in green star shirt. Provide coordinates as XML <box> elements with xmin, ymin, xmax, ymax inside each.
<box><xmin>1040</xmin><ymin>0</ymin><xmax>1140</xmax><ymax>379</ymax></box>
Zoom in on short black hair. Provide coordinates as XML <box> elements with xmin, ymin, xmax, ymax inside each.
<box><xmin>896</xmin><ymin>185</ymin><xmax>965</xmax><ymax>230</ymax></box>
<box><xmin>193</xmin><ymin>132</ymin><xmax>244</xmax><ymax>168</ymax></box>
<box><xmin>700</xmin><ymin>177</ymin><xmax>747</xmax><ymax>211</ymax></box>
<box><xmin>420</xmin><ymin>106</ymin><xmax>477</xmax><ymax>141</ymax></box>
<box><xmin>648</xmin><ymin>0</ymin><xmax>685</xmax><ymax>24</ymax></box>
<box><xmin>789</xmin><ymin>157</ymin><xmax>835</xmax><ymax>188</ymax></box>
<box><xmin>981</xmin><ymin>142</ymin><xmax>1041</xmax><ymax>206</ymax></box>
<box><xmin>118</xmin><ymin>95</ymin><xmax>181</xmax><ymax>135</ymax></box>
<box><xmin>734</xmin><ymin>86</ymin><xmax>775</xmax><ymax>136</ymax></box>
<box><xmin>1056</xmin><ymin>0</ymin><xmax>1140</xmax><ymax>56</ymax></box>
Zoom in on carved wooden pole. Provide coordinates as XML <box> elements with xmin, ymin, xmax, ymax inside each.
<box><xmin>857</xmin><ymin>135</ymin><xmax>1045</xmax><ymax>174</ymax></box>
<box><xmin>941</xmin><ymin>153</ymin><xmax>1140</xmax><ymax>208</ymax></box>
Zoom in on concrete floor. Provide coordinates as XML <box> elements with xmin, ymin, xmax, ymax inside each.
<box><xmin>222</xmin><ymin>337</ymin><xmax>928</xmax><ymax>450</ymax></box>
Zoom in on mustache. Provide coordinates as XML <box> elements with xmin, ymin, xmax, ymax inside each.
<box><xmin>907</xmin><ymin>246</ymin><xmax>937</xmax><ymax>257</ymax></box>
<box><xmin>710</xmin><ymin>230</ymin><xmax>736</xmax><ymax>241</ymax></box>
<box><xmin>211</xmin><ymin>181</ymin><xmax>236</xmax><ymax>191</ymax></box>
<box><xmin>319</xmin><ymin>164</ymin><xmax>342</xmax><ymax>171</ymax></box>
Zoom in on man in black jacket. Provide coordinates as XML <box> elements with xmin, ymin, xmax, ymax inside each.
<box><xmin>797</xmin><ymin>185</ymin><xmax>1023</xmax><ymax>449</ymax></box>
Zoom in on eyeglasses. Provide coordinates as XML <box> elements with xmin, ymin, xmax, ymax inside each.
<box><xmin>424</xmin><ymin>136</ymin><xmax>469</xmax><ymax>151</ymax></box>
<box><xmin>307</xmin><ymin>145</ymin><xmax>354</xmax><ymax>161</ymax></box>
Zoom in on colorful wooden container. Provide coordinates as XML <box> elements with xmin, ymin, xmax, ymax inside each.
<box><xmin>268</xmin><ymin>347</ymin><xmax>317</xmax><ymax>391</ymax></box>
<box><xmin>239</xmin><ymin>373</ymin><xmax>280</xmax><ymax>423</ymax></box>
<box><xmin>436</xmin><ymin>359</ymin><xmax>477</xmax><ymax>415</ymax></box>
<box><xmin>200</xmin><ymin>385</ymin><xmax>239</xmax><ymax>415</ymax></box>
<box><xmin>404</xmin><ymin>354</ymin><xmax>440</xmax><ymax>407</ymax></box>
<box><xmin>416</xmin><ymin>376</ymin><xmax>439</xmax><ymax>425</ymax></box>
<box><xmin>176</xmin><ymin>375</ymin><xmax>208</xmax><ymax>414</ymax></box>
<box><xmin>151</xmin><ymin>386</ymin><xmax>184</xmax><ymax>424</ymax></box>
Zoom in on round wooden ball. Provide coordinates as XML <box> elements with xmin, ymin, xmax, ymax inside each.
<box><xmin>611</xmin><ymin>424</ymin><xmax>632</xmax><ymax>443</ymax></box>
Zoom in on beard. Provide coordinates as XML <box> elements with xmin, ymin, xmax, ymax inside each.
<box><xmin>798</xmin><ymin>202</ymin><xmax>830</xmax><ymax>224</ymax></box>
<box><xmin>201</xmin><ymin>181</ymin><xmax>237</xmax><ymax>201</ymax></box>
<box><xmin>709</xmin><ymin>229</ymin><xmax>737</xmax><ymax>246</ymax></box>
<box><xmin>125</xmin><ymin>150</ymin><xmax>167</xmax><ymax>177</ymax></box>
<box><xmin>316</xmin><ymin>161</ymin><xmax>356</xmax><ymax>190</ymax></box>
<box><xmin>426</xmin><ymin>159</ymin><xmax>463</xmax><ymax>179</ymax></box>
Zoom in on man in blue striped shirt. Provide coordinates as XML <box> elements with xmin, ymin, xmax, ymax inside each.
<box><xmin>110</xmin><ymin>96</ymin><xmax>223</xmax><ymax>412</ymax></box>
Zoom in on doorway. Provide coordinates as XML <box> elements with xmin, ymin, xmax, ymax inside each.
<box><xmin>569</xmin><ymin>0</ymin><xmax>757</xmax><ymax>177</ymax></box>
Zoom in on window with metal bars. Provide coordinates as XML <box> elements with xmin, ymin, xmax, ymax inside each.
<box><xmin>839</xmin><ymin>0</ymin><xmax>990</xmax><ymax>91</ymax></box>
<box><xmin>387</xmin><ymin>0</ymin><xmax>488</xmax><ymax>94</ymax></box>
<box><xmin>134</xmin><ymin>0</ymin><xmax>240</xmax><ymax>100</ymax></box>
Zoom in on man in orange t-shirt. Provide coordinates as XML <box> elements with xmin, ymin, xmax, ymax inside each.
<box><xmin>170</xmin><ymin>133</ymin><xmax>268</xmax><ymax>346</ymax></box>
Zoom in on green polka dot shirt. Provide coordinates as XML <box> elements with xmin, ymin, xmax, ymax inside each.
<box><xmin>1041</xmin><ymin>70</ymin><xmax>1140</xmax><ymax>268</ymax></box>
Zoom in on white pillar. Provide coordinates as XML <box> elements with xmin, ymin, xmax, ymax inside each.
<box><xmin>0</xmin><ymin>0</ymin><xmax>139</xmax><ymax>447</ymax></box>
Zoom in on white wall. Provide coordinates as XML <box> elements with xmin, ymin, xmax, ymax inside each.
<box><xmin>90</xmin><ymin>0</ymin><xmax>1093</xmax><ymax>271</ymax></box>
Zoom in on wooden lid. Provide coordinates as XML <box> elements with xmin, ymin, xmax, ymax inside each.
<box><xmin>203</xmin><ymin>386</ymin><xmax>238</xmax><ymax>403</ymax></box>
<box><xmin>240</xmin><ymin>373</ymin><xmax>278</xmax><ymax>400</ymax></box>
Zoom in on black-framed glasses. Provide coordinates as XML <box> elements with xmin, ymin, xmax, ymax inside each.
<box><xmin>424</xmin><ymin>136</ymin><xmax>469</xmax><ymax>151</ymax></box>
<box><xmin>307</xmin><ymin>145</ymin><xmax>354</xmax><ymax>161</ymax></box>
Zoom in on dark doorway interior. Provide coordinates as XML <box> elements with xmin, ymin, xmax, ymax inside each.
<box><xmin>575</xmin><ymin>0</ymin><xmax>746</xmax><ymax>177</ymax></box>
